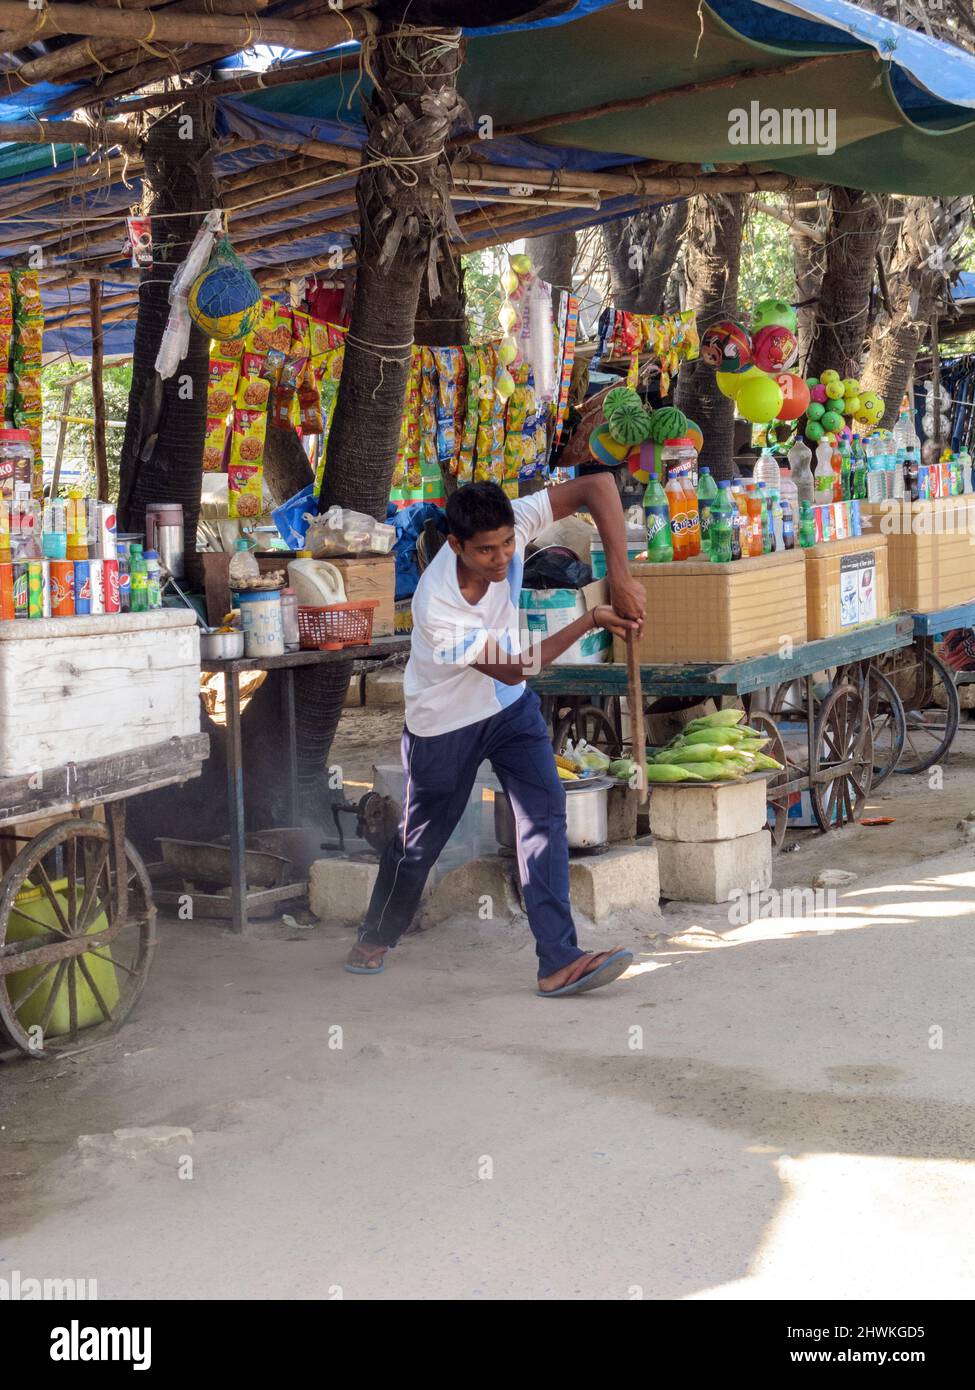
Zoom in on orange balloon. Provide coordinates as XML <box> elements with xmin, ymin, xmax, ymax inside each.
<box><xmin>774</xmin><ymin>371</ymin><xmax>811</xmax><ymax>421</ymax></box>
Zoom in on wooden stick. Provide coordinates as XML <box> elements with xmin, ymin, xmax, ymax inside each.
<box><xmin>0</xmin><ymin>119</ymin><xmax>137</xmax><ymax>149</ymax></box>
<box><xmin>0</xmin><ymin>2</ymin><xmax>374</xmax><ymax>51</ymax></box>
<box><xmin>89</xmin><ymin>278</ymin><xmax>110</xmax><ymax>502</ymax></box>
<box><xmin>104</xmin><ymin>48</ymin><xmax>361</xmax><ymax>114</ymax></box>
<box><xmin>481</xmin><ymin>54</ymin><xmax>836</xmax><ymax>142</ymax></box>
<box><xmin>625</xmin><ymin>632</ymin><xmax>647</xmax><ymax>805</ymax></box>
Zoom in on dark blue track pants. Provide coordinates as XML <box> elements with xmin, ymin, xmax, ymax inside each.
<box><xmin>359</xmin><ymin>689</ymin><xmax>583</xmax><ymax>979</ymax></box>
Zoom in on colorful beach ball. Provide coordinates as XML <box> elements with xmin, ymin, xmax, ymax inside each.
<box><xmin>188</xmin><ymin>261</ymin><xmax>262</xmax><ymax>341</ymax></box>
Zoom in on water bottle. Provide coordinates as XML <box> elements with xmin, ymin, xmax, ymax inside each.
<box><xmin>904</xmin><ymin>444</ymin><xmax>919</xmax><ymax>502</ymax></box>
<box><xmin>643</xmin><ymin>473</ymin><xmax>673</xmax><ymax>563</ymax></box>
<box><xmin>866</xmin><ymin>437</ymin><xmax>886</xmax><ymax>502</ymax></box>
<box><xmin>839</xmin><ymin>441</ymin><xmax>852</xmax><ymax>502</ymax></box>
<box><xmin>960</xmin><ymin>447</ymin><xmax>973</xmax><ymax>494</ymax></box>
<box><xmin>814</xmin><ymin>440</ymin><xmax>834</xmax><ymax>503</ymax></box>
<box><xmin>709</xmin><ymin>481</ymin><xmax>734</xmax><ymax>564</ymax></box>
<box><xmin>696</xmin><ymin>465</ymin><xmax>718</xmax><ymax>558</ymax></box>
<box><xmin>753</xmin><ymin>447</ymin><xmax>781</xmax><ymax>491</ymax></box>
<box><xmin>893</xmin><ymin>445</ymin><xmax>906</xmax><ymax>500</ymax></box>
<box><xmin>852</xmin><ymin>438</ymin><xmax>868</xmax><ymax>500</ymax></box>
<box><xmin>788</xmin><ymin>438</ymin><xmax>815</xmax><ymax>506</ymax></box>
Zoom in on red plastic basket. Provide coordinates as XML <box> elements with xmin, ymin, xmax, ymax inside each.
<box><xmin>297</xmin><ymin>600</ymin><xmax>379</xmax><ymax>651</ymax></box>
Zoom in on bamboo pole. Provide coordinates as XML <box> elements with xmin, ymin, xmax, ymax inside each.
<box><xmin>89</xmin><ymin>279</ymin><xmax>110</xmax><ymax>502</ymax></box>
<box><xmin>104</xmin><ymin>48</ymin><xmax>359</xmax><ymax>114</ymax></box>
<box><xmin>0</xmin><ymin>118</ymin><xmax>137</xmax><ymax>149</ymax></box>
<box><xmin>477</xmin><ymin>54</ymin><xmax>836</xmax><ymax>142</ymax></box>
<box><xmin>0</xmin><ymin>2</ymin><xmax>374</xmax><ymax>51</ymax></box>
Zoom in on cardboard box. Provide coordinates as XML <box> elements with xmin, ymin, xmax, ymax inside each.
<box><xmin>613</xmin><ymin>550</ymin><xmax>806</xmax><ymax>664</ymax></box>
<box><xmin>860</xmin><ymin>498</ymin><xmax>975</xmax><ymax>612</ymax></box>
<box><xmin>327</xmin><ymin>556</ymin><xmax>395</xmax><ymax>637</ymax></box>
<box><xmin>803</xmin><ymin>534</ymin><xmax>889</xmax><ymax>640</ymax></box>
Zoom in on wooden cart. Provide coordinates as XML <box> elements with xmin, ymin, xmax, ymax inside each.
<box><xmin>529</xmin><ymin>615</ymin><xmax>914</xmax><ymax>849</ymax></box>
<box><xmin>0</xmin><ymin>735</ymin><xmax>208</xmax><ymax>1061</ymax></box>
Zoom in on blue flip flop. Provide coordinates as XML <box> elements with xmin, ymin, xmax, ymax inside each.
<box><xmin>344</xmin><ymin>947</ymin><xmax>387</xmax><ymax>975</ymax></box>
<box><xmin>536</xmin><ymin>948</ymin><xmax>633</xmax><ymax>998</ymax></box>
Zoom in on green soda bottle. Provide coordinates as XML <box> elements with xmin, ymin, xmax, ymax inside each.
<box><xmin>129</xmin><ymin>542</ymin><xmax>148</xmax><ymax>613</ymax></box>
<box><xmin>643</xmin><ymin>473</ymin><xmax>673</xmax><ymax>562</ymax></box>
<box><xmin>798</xmin><ymin>500</ymin><xmax>816</xmax><ymax>548</ymax></box>
<box><xmin>696</xmin><ymin>465</ymin><xmax>718</xmax><ymax>558</ymax></box>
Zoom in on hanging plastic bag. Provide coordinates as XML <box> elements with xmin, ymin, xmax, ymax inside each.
<box><xmin>272</xmin><ymin>483</ymin><xmax>317</xmax><ymax>550</ymax></box>
<box><xmin>155</xmin><ymin>209</ymin><xmax>223</xmax><ymax>380</ymax></box>
<box><xmin>304</xmin><ymin>507</ymin><xmax>396</xmax><ymax>557</ymax></box>
<box><xmin>513</xmin><ymin>271</ymin><xmax>555</xmax><ymax>403</ymax></box>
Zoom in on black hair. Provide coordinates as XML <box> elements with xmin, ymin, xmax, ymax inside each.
<box><xmin>444</xmin><ymin>481</ymin><xmax>515</xmax><ymax>543</ymax></box>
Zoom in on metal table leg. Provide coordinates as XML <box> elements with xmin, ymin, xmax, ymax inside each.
<box><xmin>225</xmin><ymin>669</ymin><xmax>247</xmax><ymax>934</ymax></box>
<box><xmin>281</xmin><ymin>667</ymin><xmax>299</xmax><ymax>826</ymax></box>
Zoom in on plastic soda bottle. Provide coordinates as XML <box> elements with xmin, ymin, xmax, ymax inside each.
<box><xmin>788</xmin><ymin>438</ymin><xmax>815</xmax><ymax>506</ymax></box>
<box><xmin>643</xmin><ymin>473</ymin><xmax>673</xmax><ymax>562</ymax></box>
<box><xmin>838</xmin><ymin>441</ymin><xmax>852</xmax><ymax>501</ymax></box>
<box><xmin>830</xmin><ymin>444</ymin><xmax>843</xmax><ymax>502</ymax></box>
<box><xmin>798</xmin><ymin>499</ymin><xmax>816</xmax><ymax>548</ymax></box>
<box><xmin>770</xmin><ymin>488</ymin><xmax>784</xmax><ymax>552</ymax></box>
<box><xmin>709</xmin><ymin>481</ymin><xmax>734</xmax><ymax>564</ymax></box>
<box><xmin>696</xmin><ymin>465</ymin><xmax>718</xmax><ymax>558</ymax></box>
<box><xmin>757</xmin><ymin>482</ymin><xmax>772</xmax><ymax>553</ymax></box>
<box><xmin>852</xmin><ymin>439</ymin><xmax>868</xmax><ymax>500</ymax></box>
<box><xmin>129</xmin><ymin>542</ymin><xmax>148</xmax><ymax>613</ymax></box>
<box><xmin>682</xmin><ymin>474</ymin><xmax>701</xmax><ymax>557</ymax></box>
<box><xmin>745</xmin><ymin>483</ymin><xmax>764</xmax><ymax>558</ymax></box>
<box><xmin>729</xmin><ymin>488</ymin><xmax>744</xmax><ymax>561</ymax></box>
<box><xmin>665</xmin><ymin>468</ymin><xmax>688</xmax><ymax>561</ymax></box>
<box><xmin>781</xmin><ymin>499</ymin><xmax>796</xmax><ymax>550</ymax></box>
<box><xmin>814</xmin><ymin>441</ymin><xmax>834</xmax><ymax>503</ymax></box>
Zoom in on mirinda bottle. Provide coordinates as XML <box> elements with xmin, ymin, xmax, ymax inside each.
<box><xmin>745</xmin><ymin>483</ymin><xmax>764</xmax><ymax>557</ymax></box>
<box><xmin>665</xmin><ymin>468</ymin><xmax>688</xmax><ymax>561</ymax></box>
<box><xmin>681</xmin><ymin>475</ymin><xmax>701</xmax><ymax>557</ymax></box>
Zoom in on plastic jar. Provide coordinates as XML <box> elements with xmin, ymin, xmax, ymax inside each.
<box><xmin>239</xmin><ymin>589</ymin><xmax>284</xmax><ymax>657</ymax></box>
<box><xmin>0</xmin><ymin>429</ymin><xmax>34</xmax><ymax>500</ymax></box>
<box><xmin>280</xmin><ymin>586</ymin><xmax>300</xmax><ymax>651</ymax></box>
<box><xmin>660</xmin><ymin>436</ymin><xmax>698</xmax><ymax>485</ymax></box>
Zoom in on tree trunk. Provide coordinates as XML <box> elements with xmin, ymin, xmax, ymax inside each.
<box><xmin>263</xmin><ymin>422</ymin><xmax>314</xmax><ymax>505</ymax></box>
<box><xmin>863</xmin><ymin>195</ymin><xmax>971</xmax><ymax>429</ymax></box>
<box><xmin>117</xmin><ymin>97</ymin><xmax>216</xmax><ymax>585</ymax></box>
<box><xmin>602</xmin><ymin>203</ymin><xmax>688</xmax><ymax>314</ymax></box>
<box><xmin>806</xmin><ymin>186</ymin><xmax>888</xmax><ymax>381</ymax></box>
<box><xmin>673</xmin><ymin>194</ymin><xmax>745</xmax><ymax>482</ymax></box>
<box><xmin>294</xmin><ymin>23</ymin><xmax>464</xmax><ymax>824</ymax></box>
<box><xmin>787</xmin><ymin>197</ymin><xmax>826</xmax><ymax>372</ymax></box>
<box><xmin>414</xmin><ymin>247</ymin><xmax>469</xmax><ymax>347</ymax></box>
<box><xmin>524</xmin><ymin>230</ymin><xmax>576</xmax><ymax>310</ymax></box>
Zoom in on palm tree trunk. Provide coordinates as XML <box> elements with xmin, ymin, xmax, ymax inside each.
<box><xmin>674</xmin><ymin>194</ymin><xmax>744</xmax><ymax>482</ymax></box>
<box><xmin>806</xmin><ymin>187</ymin><xmax>888</xmax><ymax>381</ymax></box>
<box><xmin>117</xmin><ymin>97</ymin><xmax>216</xmax><ymax>584</ymax></box>
<box><xmin>602</xmin><ymin>203</ymin><xmax>688</xmax><ymax>314</ymax></box>
<box><xmin>414</xmin><ymin>248</ymin><xmax>469</xmax><ymax>347</ymax></box>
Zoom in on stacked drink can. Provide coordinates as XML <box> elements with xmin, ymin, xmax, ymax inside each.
<box><xmin>0</xmin><ymin>492</ymin><xmax>125</xmax><ymax>621</ymax></box>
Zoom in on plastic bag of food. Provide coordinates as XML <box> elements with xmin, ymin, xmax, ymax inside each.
<box><xmin>564</xmin><ymin>738</ymin><xmax>611</xmax><ymax>773</ymax></box>
<box><xmin>303</xmin><ymin>507</ymin><xmax>396</xmax><ymax>557</ymax></box>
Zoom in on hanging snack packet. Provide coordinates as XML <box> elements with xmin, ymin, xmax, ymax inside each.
<box><xmin>236</xmin><ymin>351</ymin><xmax>271</xmax><ymax>410</ymax></box>
<box><xmin>431</xmin><ymin>347</ymin><xmax>461</xmax><ymax>473</ymax></box>
<box><xmin>420</xmin><ymin>348</ymin><xmax>438</xmax><ymax>475</ymax></box>
<box><xmin>268</xmin><ymin>302</ymin><xmax>294</xmax><ymax>354</ymax></box>
<box><xmin>229</xmin><ymin>407</ymin><xmax>267</xmax><ymax>467</ymax></box>
<box><xmin>228</xmin><ymin>464</ymin><xmax>263</xmax><ymax>519</ymax></box>
<box><xmin>291</xmin><ymin>310</ymin><xmax>312</xmax><ymax>362</ymax></box>
<box><xmin>203</xmin><ymin>416</ymin><xmax>229</xmax><ymax>471</ymax></box>
<box><xmin>12</xmin><ymin>270</ymin><xmax>42</xmax><ymax>323</ymax></box>
<box><xmin>457</xmin><ymin>347</ymin><xmax>479</xmax><ymax>484</ymax></box>
<box><xmin>211</xmin><ymin>336</ymin><xmax>244</xmax><ymax>363</ymax></box>
<box><xmin>207</xmin><ymin>357</ymin><xmax>239</xmax><ymax>416</ymax></box>
<box><xmin>299</xmin><ymin>381</ymin><xmax>323</xmax><ymax>434</ymax></box>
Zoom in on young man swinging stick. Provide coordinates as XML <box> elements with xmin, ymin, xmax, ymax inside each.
<box><xmin>345</xmin><ymin>472</ymin><xmax>646</xmax><ymax>997</ymax></box>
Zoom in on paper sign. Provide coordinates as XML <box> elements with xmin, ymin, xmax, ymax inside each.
<box><xmin>840</xmin><ymin>550</ymin><xmax>876</xmax><ymax>627</ymax></box>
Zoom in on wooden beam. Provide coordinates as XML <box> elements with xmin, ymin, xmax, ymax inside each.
<box><xmin>105</xmin><ymin>48</ymin><xmax>360</xmax><ymax>114</ymax></box>
<box><xmin>474</xmin><ymin>54</ymin><xmax>836</xmax><ymax>143</ymax></box>
<box><xmin>89</xmin><ymin>279</ymin><xmax>109</xmax><ymax>502</ymax></box>
<box><xmin>0</xmin><ymin>119</ymin><xmax>137</xmax><ymax>150</ymax></box>
<box><xmin>0</xmin><ymin>2</ymin><xmax>375</xmax><ymax>51</ymax></box>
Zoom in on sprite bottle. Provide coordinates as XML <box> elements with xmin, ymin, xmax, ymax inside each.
<box><xmin>696</xmin><ymin>465</ymin><xmax>718</xmax><ymax>559</ymax></box>
<box><xmin>643</xmin><ymin>473</ymin><xmax>673</xmax><ymax>562</ymax></box>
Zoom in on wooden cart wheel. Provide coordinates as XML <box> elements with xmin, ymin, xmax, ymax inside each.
<box><xmin>0</xmin><ymin>819</ymin><xmax>156</xmax><ymax>1059</ymax></box>
<box><xmin>880</xmin><ymin>645</ymin><xmax>960</xmax><ymax>774</ymax></box>
<box><xmin>746</xmin><ymin>710</ymin><xmax>791</xmax><ymax>850</ymax></box>
<box><xmin>552</xmin><ymin>702</ymin><xmax>622</xmax><ymax>758</ymax></box>
<box><xmin>865</xmin><ymin>667</ymin><xmax>907</xmax><ymax>789</ymax></box>
<box><xmin>810</xmin><ymin>681</ymin><xmax>873</xmax><ymax>832</ymax></box>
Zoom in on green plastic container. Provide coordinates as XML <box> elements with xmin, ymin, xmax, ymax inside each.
<box><xmin>7</xmin><ymin>880</ymin><xmax>119</xmax><ymax>1037</ymax></box>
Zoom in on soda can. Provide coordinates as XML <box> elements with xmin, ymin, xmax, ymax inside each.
<box><xmin>50</xmin><ymin>560</ymin><xmax>75</xmax><ymax>616</ymax></box>
<box><xmin>12</xmin><ymin>561</ymin><xmax>28</xmax><ymax>619</ymax></box>
<box><xmin>0</xmin><ymin>562</ymin><xmax>13</xmax><ymax>621</ymax></box>
<box><xmin>41</xmin><ymin>559</ymin><xmax>51</xmax><ymax>618</ymax></box>
<box><xmin>89</xmin><ymin>557</ymin><xmax>104</xmax><ymax>615</ymax></box>
<box><xmin>832</xmin><ymin>501</ymin><xmax>850</xmax><ymax>540</ymax></box>
<box><xmin>74</xmin><ymin>560</ymin><xmax>91</xmax><ymax>615</ymax></box>
<box><xmin>96</xmin><ymin>503</ymin><xmax>118</xmax><ymax>561</ymax></box>
<box><xmin>850</xmin><ymin>499</ymin><xmax>862</xmax><ymax>537</ymax></box>
<box><xmin>102</xmin><ymin>558</ymin><xmax>120</xmax><ymax>613</ymax></box>
<box><xmin>918</xmin><ymin>465</ymin><xmax>930</xmax><ymax>501</ymax></box>
<box><xmin>26</xmin><ymin>560</ymin><xmax>43</xmax><ymax>619</ymax></box>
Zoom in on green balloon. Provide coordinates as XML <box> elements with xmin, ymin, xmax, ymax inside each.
<box><xmin>806</xmin><ymin>421</ymin><xmax>824</xmax><ymax>442</ymax></box>
<box><xmin>821</xmin><ymin>409</ymin><xmax>844</xmax><ymax>432</ymax></box>
<box><xmin>805</xmin><ymin>377</ymin><xmax>819</xmax><ymax>388</ymax></box>
<box><xmin>807</xmin><ymin>401</ymin><xmax>825</xmax><ymax>420</ymax></box>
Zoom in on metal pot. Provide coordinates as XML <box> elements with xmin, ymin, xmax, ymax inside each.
<box><xmin>494</xmin><ymin>776</ymin><xmax>610</xmax><ymax>851</ymax></box>
<box><xmin>200</xmin><ymin>628</ymin><xmax>244</xmax><ymax>660</ymax></box>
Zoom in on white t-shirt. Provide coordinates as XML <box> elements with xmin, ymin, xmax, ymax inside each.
<box><xmin>404</xmin><ymin>491</ymin><xmax>555</xmax><ymax>736</ymax></box>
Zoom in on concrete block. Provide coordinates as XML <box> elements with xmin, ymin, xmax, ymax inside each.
<box><xmin>309</xmin><ymin>857</ymin><xmax>379</xmax><ymax>925</ymax></box>
<box><xmin>607</xmin><ymin>783</ymin><xmax>639</xmax><ymax>843</ymax></box>
<box><xmin>421</xmin><ymin>855</ymin><xmax>522</xmax><ymax>927</ymax></box>
<box><xmin>569</xmin><ymin>842</ymin><xmax>659</xmax><ymax>924</ymax></box>
<box><xmin>656</xmin><ymin>829</ymin><xmax>771</xmax><ymax>904</ymax></box>
<box><xmin>344</xmin><ymin>673</ymin><xmax>363</xmax><ymax>708</ymax></box>
<box><xmin>364</xmin><ymin>668</ymin><xmax>405</xmax><ymax>709</ymax></box>
<box><xmin>648</xmin><ymin>778</ymin><xmax>768</xmax><ymax>843</ymax></box>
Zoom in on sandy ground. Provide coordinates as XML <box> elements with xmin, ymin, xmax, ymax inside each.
<box><xmin>3</xmin><ymin>708</ymin><xmax>975</xmax><ymax>1300</ymax></box>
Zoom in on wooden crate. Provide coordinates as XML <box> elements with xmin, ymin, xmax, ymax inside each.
<box><xmin>860</xmin><ymin>498</ymin><xmax>975</xmax><ymax>611</ymax></box>
<box><xmin>0</xmin><ymin>610</ymin><xmax>200</xmax><ymax>777</ymax></box>
<box><xmin>804</xmin><ymin>534</ymin><xmax>889</xmax><ymax>640</ymax></box>
<box><xmin>613</xmin><ymin>550</ymin><xmax>806</xmax><ymax>664</ymax></box>
<box><xmin>327</xmin><ymin>556</ymin><xmax>395</xmax><ymax>637</ymax></box>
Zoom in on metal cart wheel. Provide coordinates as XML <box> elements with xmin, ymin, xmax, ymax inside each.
<box><xmin>810</xmin><ymin>681</ymin><xmax>873</xmax><ymax>832</ymax></box>
<box><xmin>552</xmin><ymin>702</ymin><xmax>623</xmax><ymax>758</ymax></box>
<box><xmin>880</xmin><ymin>645</ymin><xmax>960</xmax><ymax>774</ymax></box>
<box><xmin>0</xmin><ymin>818</ymin><xmax>156</xmax><ymax>1059</ymax></box>
<box><xmin>746</xmin><ymin>710</ymin><xmax>791</xmax><ymax>850</ymax></box>
<box><xmin>865</xmin><ymin>667</ymin><xmax>907</xmax><ymax>789</ymax></box>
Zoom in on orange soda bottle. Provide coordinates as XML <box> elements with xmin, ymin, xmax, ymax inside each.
<box><xmin>745</xmin><ymin>483</ymin><xmax>764</xmax><ymax>557</ymax></box>
<box><xmin>665</xmin><ymin>469</ymin><xmax>688</xmax><ymax>561</ymax></box>
<box><xmin>681</xmin><ymin>475</ymin><xmax>701</xmax><ymax>557</ymax></box>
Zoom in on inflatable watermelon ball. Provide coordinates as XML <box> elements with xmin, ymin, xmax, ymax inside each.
<box><xmin>189</xmin><ymin>261</ymin><xmax>262</xmax><ymax>341</ymax></box>
<box><xmin>648</xmin><ymin>406</ymin><xmax>687</xmax><ymax>445</ymax></box>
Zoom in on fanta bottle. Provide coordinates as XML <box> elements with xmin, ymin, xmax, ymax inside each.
<box><xmin>745</xmin><ymin>483</ymin><xmax>763</xmax><ymax>557</ymax></box>
<box><xmin>682</xmin><ymin>474</ymin><xmax>701</xmax><ymax>557</ymax></box>
<box><xmin>665</xmin><ymin>469</ymin><xmax>688</xmax><ymax>561</ymax></box>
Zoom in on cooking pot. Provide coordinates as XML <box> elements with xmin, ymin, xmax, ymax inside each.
<box><xmin>200</xmin><ymin>628</ymin><xmax>244</xmax><ymax>660</ymax></box>
<box><xmin>494</xmin><ymin>776</ymin><xmax>611</xmax><ymax>851</ymax></box>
